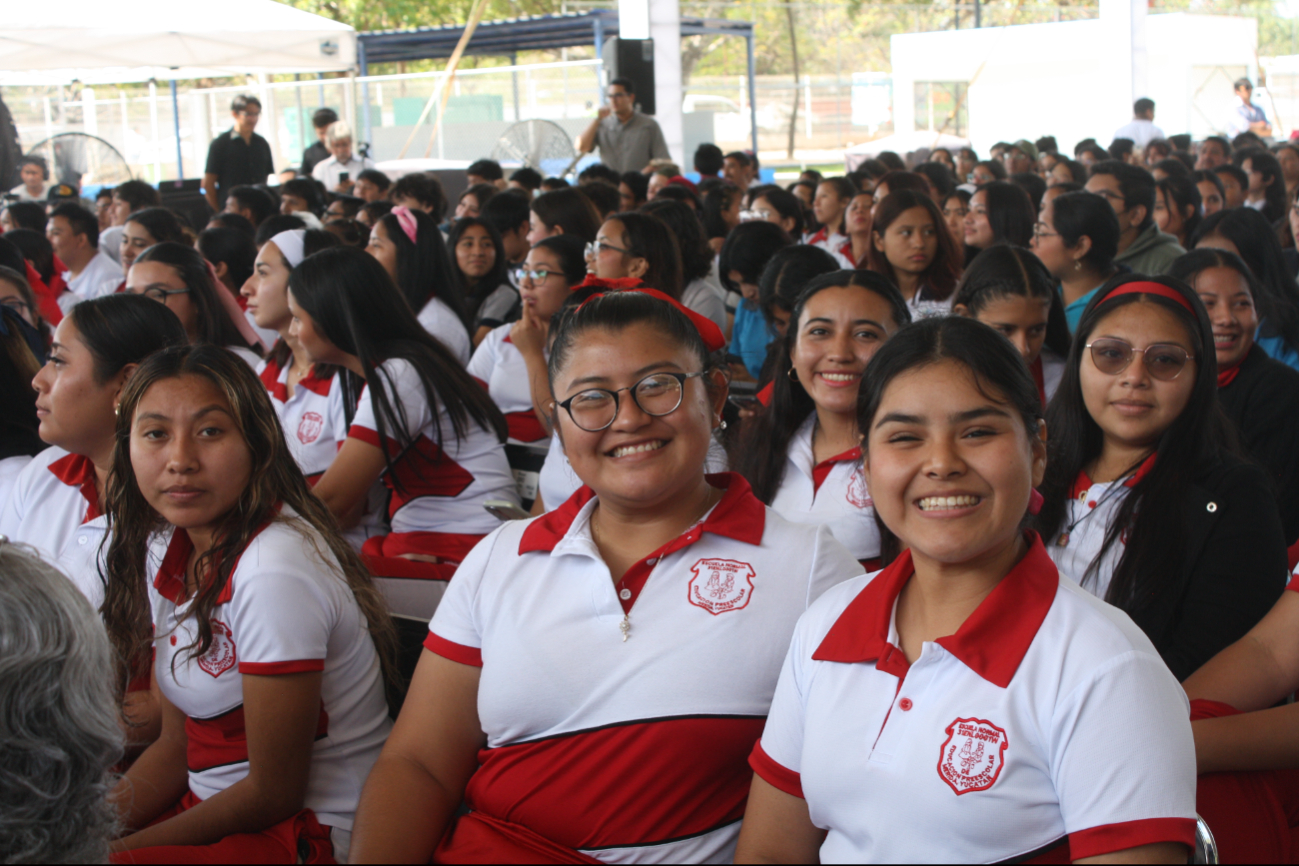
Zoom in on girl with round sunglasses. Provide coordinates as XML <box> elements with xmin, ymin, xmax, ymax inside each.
<box><xmin>736</xmin><ymin>316</ymin><xmax>1197</xmax><ymax>863</ymax></box>
<box><xmin>1034</xmin><ymin>274</ymin><xmax>1287</xmax><ymax>680</ymax></box>
<box><xmin>349</xmin><ymin>290</ymin><xmax>861</xmax><ymax>863</ymax></box>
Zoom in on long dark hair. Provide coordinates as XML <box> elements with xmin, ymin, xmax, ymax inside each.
<box><xmin>1166</xmin><ymin>248</ymin><xmax>1262</xmax><ymax>312</ymax></box>
<box><xmin>1155</xmin><ymin>176</ymin><xmax>1202</xmax><ymax>246</ymax></box>
<box><xmin>737</xmin><ymin>270</ymin><xmax>911</xmax><ymax>504</ymax></box>
<box><xmin>65</xmin><ymin>293</ymin><xmax>189</xmax><ymax>384</ymax></box>
<box><xmin>378</xmin><ymin>208</ymin><xmax>468</xmax><ymax>329</ymax></box>
<box><xmin>702</xmin><ymin>182</ymin><xmax>742</xmax><ymax>240</ymax></box>
<box><xmin>125</xmin><ymin>207</ymin><xmax>188</xmax><ymax>246</ymax></box>
<box><xmin>609</xmin><ymin>211</ymin><xmax>684</xmax><ymax>299</ymax></box>
<box><xmin>100</xmin><ymin>345</ymin><xmax>399</xmax><ymax>704</ymax></box>
<box><xmin>1033</xmin><ymin>274</ymin><xmax>1236</xmax><ymax>610</ymax></box>
<box><xmin>531</xmin><ymin>188</ymin><xmax>601</xmax><ymax>243</ymax></box>
<box><xmin>866</xmin><ymin>190</ymin><xmax>962</xmax><ymax>300</ymax></box>
<box><xmin>976</xmin><ymin>181</ymin><xmax>1036</xmax><ymax>247</ymax></box>
<box><xmin>953</xmin><ymin>244</ymin><xmax>1071</xmax><ymax>359</ymax></box>
<box><xmin>289</xmin><ymin>248</ymin><xmax>507</xmax><ymax>486</ymax></box>
<box><xmin>0</xmin><ymin>306</ymin><xmax>44</xmax><ymax>461</ymax></box>
<box><xmin>197</xmin><ymin>226</ymin><xmax>257</xmax><ymax>291</ymax></box>
<box><xmin>446</xmin><ymin>216</ymin><xmax>509</xmax><ymax>323</ymax></box>
<box><xmin>3</xmin><ymin>228</ymin><xmax>55</xmax><ymax>283</ymax></box>
<box><xmin>641</xmin><ymin>199</ymin><xmax>712</xmax><ymax>284</ymax></box>
<box><xmin>1190</xmin><ymin>207</ymin><xmax>1299</xmax><ymax>353</ymax></box>
<box><xmin>1237</xmin><ymin>149</ymin><xmax>1288</xmax><ymax>223</ymax></box>
<box><xmin>134</xmin><ymin>242</ymin><xmax>257</xmax><ymax>353</ymax></box>
<box><xmin>860</xmin><ymin>316</ymin><xmax>1044</xmax><ymax>564</ymax></box>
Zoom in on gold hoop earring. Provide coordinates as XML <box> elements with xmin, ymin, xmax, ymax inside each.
<box><xmin>788</xmin><ymin>367</ymin><xmax>798</xmax><ymax>382</ymax></box>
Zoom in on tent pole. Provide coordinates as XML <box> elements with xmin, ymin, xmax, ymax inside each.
<box><xmin>511</xmin><ymin>52</ymin><xmax>520</xmax><ymax>123</ymax></box>
<box><xmin>747</xmin><ymin>32</ymin><xmax>758</xmax><ymax>158</ymax></box>
<box><xmin>169</xmin><ymin>78</ymin><xmax>184</xmax><ymax>180</ymax></box>
<box><xmin>359</xmin><ymin>41</ymin><xmax>373</xmax><ymax>153</ymax></box>
<box><xmin>295</xmin><ymin>74</ymin><xmax>306</xmax><ymax>164</ymax></box>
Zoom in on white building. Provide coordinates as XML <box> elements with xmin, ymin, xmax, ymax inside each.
<box><xmin>890</xmin><ymin>12</ymin><xmax>1258</xmax><ymax>156</ymax></box>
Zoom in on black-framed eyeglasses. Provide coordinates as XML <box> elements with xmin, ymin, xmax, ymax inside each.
<box><xmin>558</xmin><ymin>371</ymin><xmax>707</xmax><ymax>432</ymax></box>
<box><xmin>585</xmin><ymin>240</ymin><xmax>634</xmax><ymax>259</ymax></box>
<box><xmin>140</xmin><ymin>287</ymin><xmax>190</xmax><ymax>303</ymax></box>
<box><xmin>1085</xmin><ymin>338</ymin><xmax>1193</xmax><ymax>380</ymax></box>
<box><xmin>518</xmin><ymin>267</ymin><xmax>558</xmax><ymax>282</ymax></box>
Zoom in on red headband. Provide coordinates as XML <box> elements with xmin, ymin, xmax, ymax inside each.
<box><xmin>576</xmin><ymin>281</ymin><xmax>727</xmax><ymax>353</ymax></box>
<box><xmin>1098</xmin><ymin>281</ymin><xmax>1196</xmax><ymax>315</ymax></box>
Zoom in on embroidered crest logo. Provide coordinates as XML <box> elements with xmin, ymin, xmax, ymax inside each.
<box><xmin>688</xmin><ymin>558</ymin><xmax>756</xmax><ymax>615</ymax></box>
<box><xmin>938</xmin><ymin>717</ymin><xmax>1008</xmax><ymax>794</ymax></box>
<box><xmin>297</xmin><ymin>411</ymin><xmax>324</xmax><ymax>444</ymax></box>
<box><xmin>846</xmin><ymin>463</ymin><xmax>872</xmax><ymax>508</ymax></box>
<box><xmin>197</xmin><ymin>619</ymin><xmax>237</xmax><ymax>678</ymax></box>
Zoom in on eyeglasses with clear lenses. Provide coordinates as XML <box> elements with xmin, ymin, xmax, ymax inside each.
<box><xmin>141</xmin><ymin>287</ymin><xmax>191</xmax><ymax>303</ymax></box>
<box><xmin>584</xmin><ymin>240</ymin><xmax>632</xmax><ymax>259</ymax></box>
<box><xmin>517</xmin><ymin>267</ymin><xmax>557</xmax><ymax>282</ymax></box>
<box><xmin>1085</xmin><ymin>338</ymin><xmax>1193</xmax><ymax>380</ymax></box>
<box><xmin>558</xmin><ymin>371</ymin><xmax>707</xmax><ymax>432</ymax></box>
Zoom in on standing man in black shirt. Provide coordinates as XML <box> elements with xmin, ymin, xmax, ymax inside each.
<box><xmin>203</xmin><ymin>95</ymin><xmax>275</xmax><ymax>211</ymax></box>
<box><xmin>300</xmin><ymin>107</ymin><xmax>338</xmax><ymax>177</ymax></box>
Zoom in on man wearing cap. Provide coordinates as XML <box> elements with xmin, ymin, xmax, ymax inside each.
<box><xmin>1227</xmin><ymin>78</ymin><xmax>1272</xmax><ymax>139</ymax></box>
<box><xmin>577</xmin><ymin>78</ymin><xmax>670</xmax><ymax>174</ymax></box>
<box><xmin>1003</xmin><ymin>140</ymin><xmax>1037</xmax><ymax>176</ymax></box>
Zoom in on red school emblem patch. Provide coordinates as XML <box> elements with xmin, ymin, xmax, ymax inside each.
<box><xmin>938</xmin><ymin>717</ymin><xmax>1008</xmax><ymax>794</ymax></box>
<box><xmin>297</xmin><ymin>411</ymin><xmax>324</xmax><ymax>444</ymax></box>
<box><xmin>197</xmin><ymin>619</ymin><xmax>238</xmax><ymax>678</ymax></box>
<box><xmin>846</xmin><ymin>463</ymin><xmax>872</xmax><ymax>508</ymax></box>
<box><xmin>688</xmin><ymin>558</ymin><xmax>756</xmax><ymax>615</ymax></box>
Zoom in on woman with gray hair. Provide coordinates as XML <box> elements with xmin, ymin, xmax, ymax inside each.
<box><xmin>0</xmin><ymin>540</ymin><xmax>121</xmax><ymax>864</ymax></box>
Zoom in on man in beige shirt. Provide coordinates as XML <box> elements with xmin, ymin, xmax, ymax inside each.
<box><xmin>577</xmin><ymin>78</ymin><xmax>670</xmax><ymax>174</ymax></box>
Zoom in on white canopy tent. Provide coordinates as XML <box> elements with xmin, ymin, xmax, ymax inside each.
<box><xmin>0</xmin><ymin>0</ymin><xmax>356</xmax><ymax>85</ymax></box>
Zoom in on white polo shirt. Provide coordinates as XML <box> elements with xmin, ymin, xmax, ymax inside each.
<box><xmin>803</xmin><ymin>227</ymin><xmax>852</xmax><ymax>269</ymax></box>
<box><xmin>536</xmin><ymin>430</ymin><xmax>730</xmax><ymax>513</ymax></box>
<box><xmin>426</xmin><ymin>473</ymin><xmax>863</xmax><ymax>863</ymax></box>
<box><xmin>0</xmin><ymin>446</ymin><xmax>109</xmax><ymax>607</ymax></box>
<box><xmin>0</xmin><ymin>454</ymin><xmax>33</xmax><ymax>507</ymax></box>
<box><xmin>258</xmin><ymin>356</ymin><xmax>347</xmax><ymax>483</ymax></box>
<box><xmin>147</xmin><ymin>511</ymin><xmax>392</xmax><ymax>831</ymax></box>
<box><xmin>770</xmin><ymin>415</ymin><xmax>880</xmax><ymax>565</ymax></box>
<box><xmin>752</xmin><ymin>534</ymin><xmax>1197</xmax><ymax>863</ymax></box>
<box><xmin>63</xmin><ymin>249</ymin><xmax>122</xmax><ymax>302</ymax></box>
<box><xmin>418</xmin><ymin>297</ymin><xmax>471</xmax><ymax>366</ymax></box>
<box><xmin>348</xmin><ymin>358</ymin><xmax>517</xmax><ymax>537</ymax></box>
<box><xmin>1047</xmin><ymin>454</ymin><xmax>1155</xmax><ymax>600</ymax></box>
<box><xmin>310</xmin><ymin>153</ymin><xmax>375</xmax><ymax>192</ymax></box>
<box><xmin>466</xmin><ymin>323</ymin><xmax>548</xmax><ymax>444</ymax></box>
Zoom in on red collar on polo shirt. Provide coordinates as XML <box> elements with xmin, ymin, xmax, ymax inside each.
<box><xmin>152</xmin><ymin>506</ymin><xmax>281</xmax><ymax>605</ymax></box>
<box><xmin>813</xmin><ymin>532</ymin><xmax>1058</xmax><ymax>688</ymax></box>
<box><xmin>1217</xmin><ymin>362</ymin><xmax>1242</xmax><ymax>389</ymax></box>
<box><xmin>260</xmin><ymin>355</ymin><xmax>333</xmax><ymax>401</ymax></box>
<box><xmin>1068</xmin><ymin>452</ymin><xmax>1157</xmax><ymax>500</ymax></box>
<box><xmin>520</xmin><ymin>472</ymin><xmax>766</xmax><ymax>554</ymax></box>
<box><xmin>811</xmin><ymin>447</ymin><xmax>862</xmax><ymax>496</ymax></box>
<box><xmin>807</xmin><ymin>227</ymin><xmax>829</xmax><ymax>245</ymax></box>
<box><xmin>48</xmin><ymin>452</ymin><xmax>102</xmax><ymax>522</ymax></box>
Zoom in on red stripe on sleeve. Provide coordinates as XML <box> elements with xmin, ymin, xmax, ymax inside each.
<box><xmin>1287</xmin><ymin>572</ymin><xmax>1299</xmax><ymax>593</ymax></box>
<box><xmin>749</xmin><ymin>740</ymin><xmax>804</xmax><ymax>799</ymax></box>
<box><xmin>238</xmin><ymin>659</ymin><xmax>325</xmax><ymax>675</ymax></box>
<box><xmin>424</xmin><ymin>631</ymin><xmax>483</xmax><ymax>667</ymax></box>
<box><xmin>347</xmin><ymin>424</ymin><xmax>384</xmax><ymax>449</ymax></box>
<box><xmin>1067</xmin><ymin>817</ymin><xmax>1198</xmax><ymax>861</ymax></box>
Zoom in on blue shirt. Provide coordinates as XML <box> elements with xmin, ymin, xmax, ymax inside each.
<box><xmin>730</xmin><ymin>301</ymin><xmax>774</xmax><ymax>379</ymax></box>
<box><xmin>1063</xmin><ymin>285</ymin><xmax>1103</xmax><ymax>333</ymax></box>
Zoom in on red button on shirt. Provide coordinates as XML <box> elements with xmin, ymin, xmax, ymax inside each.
<box><xmin>899</xmin><ymin>697</ymin><xmax>913</xmax><ymax>711</ymax></box>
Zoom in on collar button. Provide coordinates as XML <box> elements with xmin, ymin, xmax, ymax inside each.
<box><xmin>899</xmin><ymin>697</ymin><xmax>913</xmax><ymax>711</ymax></box>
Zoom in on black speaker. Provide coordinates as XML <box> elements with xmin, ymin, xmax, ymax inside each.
<box><xmin>601</xmin><ymin>37</ymin><xmax>656</xmax><ymax>116</ymax></box>
<box><xmin>158</xmin><ymin>179</ymin><xmax>214</xmax><ymax>233</ymax></box>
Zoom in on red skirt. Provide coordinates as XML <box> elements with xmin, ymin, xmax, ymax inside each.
<box><xmin>110</xmin><ymin>790</ymin><xmax>336</xmax><ymax>864</ymax></box>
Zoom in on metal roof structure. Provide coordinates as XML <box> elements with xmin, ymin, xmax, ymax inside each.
<box><xmin>357</xmin><ymin>10</ymin><xmax>758</xmax><ymax>155</ymax></box>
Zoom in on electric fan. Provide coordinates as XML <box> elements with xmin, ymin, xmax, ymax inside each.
<box><xmin>25</xmin><ymin>132</ymin><xmax>133</xmax><ymax>188</ymax></box>
<box><xmin>490</xmin><ymin>119</ymin><xmax>577</xmax><ymax>178</ymax></box>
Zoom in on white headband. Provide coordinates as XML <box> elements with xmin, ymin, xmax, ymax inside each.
<box><xmin>269</xmin><ymin>229</ymin><xmax>306</xmax><ymax>268</ymax></box>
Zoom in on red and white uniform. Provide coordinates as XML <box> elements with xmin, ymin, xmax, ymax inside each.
<box><xmin>258</xmin><ymin>357</ymin><xmax>347</xmax><ymax>483</ymax></box>
<box><xmin>769</xmin><ymin>415</ymin><xmax>879</xmax><ymax>566</ymax></box>
<box><xmin>537</xmin><ymin>431</ymin><xmax>730</xmax><ymax>513</ymax></box>
<box><xmin>466</xmin><ymin>324</ymin><xmax>548</xmax><ymax>444</ymax></box>
<box><xmin>803</xmin><ymin>228</ymin><xmax>853</xmax><ymax>269</ymax></box>
<box><xmin>1047</xmin><ymin>455</ymin><xmax>1156</xmax><ymax>599</ymax></box>
<box><xmin>0</xmin><ymin>446</ymin><xmax>108</xmax><ymax>607</ymax></box>
<box><xmin>751</xmin><ymin>534</ymin><xmax>1197</xmax><ymax>863</ymax></box>
<box><xmin>907</xmin><ymin>290</ymin><xmax>954</xmax><ymax>321</ymax></box>
<box><xmin>147</xmin><ymin>512</ymin><xmax>391</xmax><ymax>836</ymax></box>
<box><xmin>0</xmin><ymin>454</ymin><xmax>33</xmax><ymax>507</ymax></box>
<box><xmin>426</xmin><ymin>474</ymin><xmax>863</xmax><ymax>863</ymax></box>
<box><xmin>349</xmin><ymin>358</ymin><xmax>517</xmax><ymax>614</ymax></box>
<box><xmin>418</xmin><ymin>297</ymin><xmax>472</xmax><ymax>366</ymax></box>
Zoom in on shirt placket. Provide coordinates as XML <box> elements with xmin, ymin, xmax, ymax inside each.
<box><xmin>868</xmin><ymin>646</ymin><xmax>937</xmax><ymax>766</ymax></box>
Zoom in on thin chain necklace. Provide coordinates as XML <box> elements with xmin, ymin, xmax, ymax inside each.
<box><xmin>1056</xmin><ymin>467</ymin><xmax>1140</xmax><ymax>547</ymax></box>
<box><xmin>591</xmin><ymin>485</ymin><xmax>722</xmax><ymax>642</ymax></box>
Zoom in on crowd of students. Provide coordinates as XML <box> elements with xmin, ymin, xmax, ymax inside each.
<box><xmin>6</xmin><ymin>114</ymin><xmax>1299</xmax><ymax>864</ymax></box>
